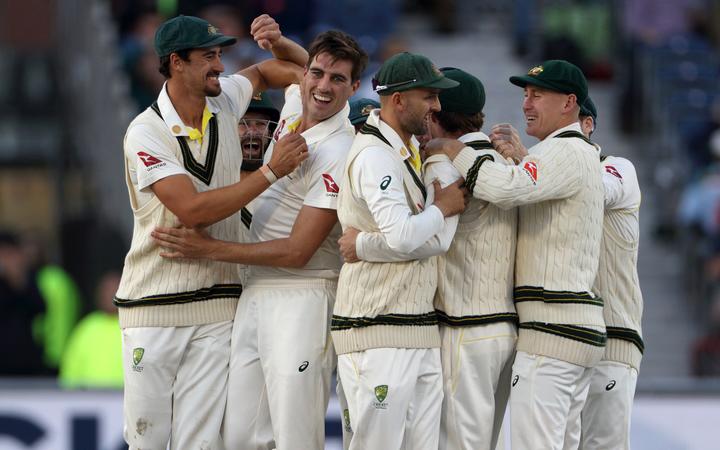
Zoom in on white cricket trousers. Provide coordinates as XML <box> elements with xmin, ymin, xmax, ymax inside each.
<box><xmin>510</xmin><ymin>351</ymin><xmax>593</xmax><ymax>450</ymax></box>
<box><xmin>580</xmin><ymin>361</ymin><xmax>638</xmax><ymax>450</ymax></box>
<box><xmin>222</xmin><ymin>278</ymin><xmax>336</xmax><ymax>450</ymax></box>
<box><xmin>337</xmin><ymin>347</ymin><xmax>443</xmax><ymax>450</ymax></box>
<box><xmin>121</xmin><ymin>321</ymin><xmax>232</xmax><ymax>450</ymax></box>
<box><xmin>439</xmin><ymin>322</ymin><xmax>517</xmax><ymax>450</ymax></box>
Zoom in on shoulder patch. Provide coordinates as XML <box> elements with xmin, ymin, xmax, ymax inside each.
<box><xmin>604</xmin><ymin>164</ymin><xmax>622</xmax><ymax>179</ymax></box>
<box><xmin>137</xmin><ymin>151</ymin><xmax>163</xmax><ymax>167</ymax></box>
<box><xmin>523</xmin><ymin>161</ymin><xmax>538</xmax><ymax>184</ymax></box>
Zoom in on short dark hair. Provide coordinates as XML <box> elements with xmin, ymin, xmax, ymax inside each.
<box><xmin>306</xmin><ymin>30</ymin><xmax>368</xmax><ymax>82</ymax></box>
<box><xmin>433</xmin><ymin>110</ymin><xmax>485</xmax><ymax>135</ymax></box>
<box><xmin>158</xmin><ymin>49</ymin><xmax>192</xmax><ymax>79</ymax></box>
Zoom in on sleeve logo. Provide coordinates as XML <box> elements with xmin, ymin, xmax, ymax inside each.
<box><xmin>137</xmin><ymin>151</ymin><xmax>163</xmax><ymax>167</ymax></box>
<box><xmin>523</xmin><ymin>161</ymin><xmax>538</xmax><ymax>184</ymax></box>
<box><xmin>322</xmin><ymin>173</ymin><xmax>340</xmax><ymax>194</ymax></box>
<box><xmin>605</xmin><ymin>165</ymin><xmax>622</xmax><ymax>179</ymax></box>
<box><xmin>380</xmin><ymin>175</ymin><xmax>392</xmax><ymax>190</ymax></box>
<box><xmin>273</xmin><ymin>119</ymin><xmax>286</xmax><ymax>141</ymax></box>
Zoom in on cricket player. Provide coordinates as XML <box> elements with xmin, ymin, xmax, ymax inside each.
<box><xmin>331</xmin><ymin>52</ymin><xmax>466</xmax><ymax>450</ymax></box>
<box><xmin>579</xmin><ymin>98</ymin><xmax>644</xmax><ymax>450</ymax></box>
<box><xmin>152</xmin><ymin>30</ymin><xmax>369</xmax><ymax>450</ymax></box>
<box><xmin>348</xmin><ymin>97</ymin><xmax>380</xmax><ymax>132</ymax></box>
<box><xmin>426</xmin><ymin>60</ymin><xmax>605</xmax><ymax>450</ymax></box>
<box><xmin>114</xmin><ymin>15</ymin><xmax>308</xmax><ymax>450</ymax></box>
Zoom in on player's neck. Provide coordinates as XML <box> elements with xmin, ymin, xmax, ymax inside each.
<box><xmin>166</xmin><ymin>81</ymin><xmax>206</xmax><ymax>129</ymax></box>
<box><xmin>379</xmin><ymin>109</ymin><xmax>412</xmax><ymax>149</ymax></box>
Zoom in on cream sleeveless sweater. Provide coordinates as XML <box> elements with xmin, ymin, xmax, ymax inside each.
<box><xmin>331</xmin><ymin>121</ymin><xmax>440</xmax><ymax>355</ymax></box>
<box><xmin>115</xmin><ymin>102</ymin><xmax>243</xmax><ymax>328</ymax></box>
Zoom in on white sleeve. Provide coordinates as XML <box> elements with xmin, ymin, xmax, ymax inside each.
<box><xmin>603</xmin><ymin>157</ymin><xmax>641</xmax><ymax>210</ymax></box>
<box><xmin>356</xmin><ymin>155</ymin><xmax>459</xmax><ymax>262</ymax></box>
<box><xmin>124</xmin><ymin>123</ymin><xmax>187</xmax><ymax>192</ymax></box>
<box><xmin>219</xmin><ymin>74</ymin><xmax>254</xmax><ymax>119</ymax></box>
<box><xmin>352</xmin><ymin>147</ymin><xmax>445</xmax><ymax>254</ymax></box>
<box><xmin>303</xmin><ymin>134</ymin><xmax>352</xmax><ymax>210</ymax></box>
<box><xmin>452</xmin><ymin>143</ymin><xmax>583</xmax><ymax>210</ymax></box>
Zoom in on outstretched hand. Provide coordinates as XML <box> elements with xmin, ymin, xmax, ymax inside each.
<box><xmin>151</xmin><ymin>226</ymin><xmax>219</xmax><ymax>260</ymax></box>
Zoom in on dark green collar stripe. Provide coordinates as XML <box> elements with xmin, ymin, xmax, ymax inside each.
<box><xmin>466</xmin><ymin>140</ymin><xmax>494</xmax><ymax>150</ymax></box>
<box><xmin>555</xmin><ymin>130</ymin><xmax>594</xmax><ymax>147</ymax></box>
<box><xmin>241</xmin><ymin>207</ymin><xmax>252</xmax><ymax>229</ymax></box>
<box><xmin>514</xmin><ymin>286</ymin><xmax>603</xmax><ymax>307</ymax></box>
<box><xmin>359</xmin><ymin>123</ymin><xmax>391</xmax><ymax>146</ymax></box>
<box><xmin>606</xmin><ymin>326</ymin><xmax>645</xmax><ymax>353</ymax></box>
<box><xmin>520</xmin><ymin>321</ymin><xmax>607</xmax><ymax>347</ymax></box>
<box><xmin>114</xmin><ymin>283</ymin><xmax>242</xmax><ymax>308</ymax></box>
<box><xmin>403</xmin><ymin>159</ymin><xmax>427</xmax><ymax>200</ymax></box>
<box><xmin>436</xmin><ymin>310</ymin><xmax>518</xmax><ymax>327</ymax></box>
<box><xmin>331</xmin><ymin>312</ymin><xmax>438</xmax><ymax>331</ymax></box>
<box><xmin>600</xmin><ymin>154</ymin><xmax>610</xmax><ymax>162</ymax></box>
<box><xmin>151</xmin><ymin>101</ymin><xmax>219</xmax><ymax>186</ymax></box>
<box><xmin>465</xmin><ymin>154</ymin><xmax>494</xmax><ymax>193</ymax></box>
<box><xmin>359</xmin><ymin>122</ymin><xmax>427</xmax><ymax>200</ymax></box>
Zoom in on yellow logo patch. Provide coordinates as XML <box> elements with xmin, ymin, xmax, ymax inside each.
<box><xmin>208</xmin><ymin>24</ymin><xmax>218</xmax><ymax>35</ymax></box>
<box><xmin>360</xmin><ymin>104</ymin><xmax>375</xmax><ymax>116</ymax></box>
<box><xmin>528</xmin><ymin>66</ymin><xmax>543</xmax><ymax>76</ymax></box>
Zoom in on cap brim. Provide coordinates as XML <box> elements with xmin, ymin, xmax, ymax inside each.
<box><xmin>198</xmin><ymin>35</ymin><xmax>237</xmax><ymax>49</ymax></box>
<box><xmin>425</xmin><ymin>77</ymin><xmax>460</xmax><ymax>90</ymax></box>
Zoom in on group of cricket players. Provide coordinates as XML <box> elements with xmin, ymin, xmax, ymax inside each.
<box><xmin>114</xmin><ymin>11</ymin><xmax>643</xmax><ymax>450</ymax></box>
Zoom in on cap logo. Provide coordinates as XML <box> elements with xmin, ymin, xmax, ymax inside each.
<box><xmin>252</xmin><ymin>93</ymin><xmax>263</xmax><ymax>101</ymax></box>
<box><xmin>431</xmin><ymin>64</ymin><xmax>442</xmax><ymax>76</ymax></box>
<box><xmin>208</xmin><ymin>24</ymin><xmax>218</xmax><ymax>35</ymax></box>
<box><xmin>360</xmin><ymin>105</ymin><xmax>375</xmax><ymax>115</ymax></box>
<box><xmin>528</xmin><ymin>66</ymin><xmax>543</xmax><ymax>76</ymax></box>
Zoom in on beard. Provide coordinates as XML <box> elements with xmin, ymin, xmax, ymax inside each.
<box><xmin>241</xmin><ymin>158</ymin><xmax>263</xmax><ymax>172</ymax></box>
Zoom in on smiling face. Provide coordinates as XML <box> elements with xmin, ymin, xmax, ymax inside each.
<box><xmin>300</xmin><ymin>52</ymin><xmax>359</xmax><ymax>128</ymax></box>
<box><xmin>522</xmin><ymin>85</ymin><xmax>575</xmax><ymax>140</ymax></box>
<box><xmin>397</xmin><ymin>88</ymin><xmax>441</xmax><ymax>137</ymax></box>
<box><xmin>175</xmin><ymin>46</ymin><xmax>225</xmax><ymax>97</ymax></box>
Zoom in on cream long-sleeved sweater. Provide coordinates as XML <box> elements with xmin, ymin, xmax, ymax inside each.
<box><xmin>452</xmin><ymin>123</ymin><xmax>606</xmax><ymax>367</ymax></box>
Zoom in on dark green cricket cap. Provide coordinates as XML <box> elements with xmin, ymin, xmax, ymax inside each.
<box><xmin>509</xmin><ymin>60</ymin><xmax>588</xmax><ymax>104</ymax></box>
<box><xmin>579</xmin><ymin>96</ymin><xmax>598</xmax><ymax>124</ymax></box>
<box><xmin>247</xmin><ymin>92</ymin><xmax>280</xmax><ymax>123</ymax></box>
<box><xmin>438</xmin><ymin>67</ymin><xmax>485</xmax><ymax>114</ymax></box>
<box><xmin>154</xmin><ymin>15</ymin><xmax>237</xmax><ymax>57</ymax></box>
<box><xmin>373</xmin><ymin>52</ymin><xmax>459</xmax><ymax>95</ymax></box>
<box><xmin>349</xmin><ymin>98</ymin><xmax>380</xmax><ymax>125</ymax></box>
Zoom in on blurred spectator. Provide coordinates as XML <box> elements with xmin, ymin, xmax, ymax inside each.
<box><xmin>59</xmin><ymin>271</ymin><xmax>123</xmax><ymax>389</ymax></box>
<box><xmin>0</xmin><ymin>231</ymin><xmax>46</xmax><ymax>376</ymax></box>
<box><xmin>691</xmin><ymin>287</ymin><xmax>720</xmax><ymax>377</ymax></box>
<box><xmin>119</xmin><ymin>10</ymin><xmax>165</xmax><ymax>111</ymax></box>
<box><xmin>21</xmin><ymin>231</ymin><xmax>82</xmax><ymax>372</ymax></box>
<box><xmin>199</xmin><ymin>4</ymin><xmax>266</xmax><ymax>74</ymax></box>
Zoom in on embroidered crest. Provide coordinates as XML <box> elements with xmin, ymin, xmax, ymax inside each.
<box><xmin>528</xmin><ymin>66</ymin><xmax>543</xmax><ymax>76</ymax></box>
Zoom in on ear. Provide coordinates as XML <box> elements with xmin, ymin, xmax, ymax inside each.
<box><xmin>170</xmin><ymin>53</ymin><xmax>184</xmax><ymax>73</ymax></box>
<box><xmin>391</xmin><ymin>91</ymin><xmax>404</xmax><ymax>110</ymax></box>
<box><xmin>564</xmin><ymin>93</ymin><xmax>578</xmax><ymax>112</ymax></box>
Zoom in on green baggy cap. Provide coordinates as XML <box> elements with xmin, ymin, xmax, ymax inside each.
<box><xmin>509</xmin><ymin>60</ymin><xmax>588</xmax><ymax>104</ymax></box>
<box><xmin>438</xmin><ymin>67</ymin><xmax>485</xmax><ymax>114</ymax></box>
<box><xmin>579</xmin><ymin>96</ymin><xmax>598</xmax><ymax>124</ymax></box>
<box><xmin>373</xmin><ymin>52</ymin><xmax>459</xmax><ymax>95</ymax></box>
<box><xmin>349</xmin><ymin>98</ymin><xmax>380</xmax><ymax>125</ymax></box>
<box><xmin>155</xmin><ymin>15</ymin><xmax>237</xmax><ymax>57</ymax></box>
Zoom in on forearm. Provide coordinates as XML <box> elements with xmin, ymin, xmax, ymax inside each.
<box><xmin>206</xmin><ymin>237</ymin><xmax>310</xmax><ymax>268</ymax></box>
<box><xmin>182</xmin><ymin>170</ymin><xmax>272</xmax><ymax>228</ymax></box>
<box><xmin>270</xmin><ymin>36</ymin><xmax>309</xmax><ymax>67</ymax></box>
<box><xmin>358</xmin><ymin>214</ymin><xmax>459</xmax><ymax>262</ymax></box>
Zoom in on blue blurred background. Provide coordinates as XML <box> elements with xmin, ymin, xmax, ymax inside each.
<box><xmin>2</xmin><ymin>0</ymin><xmax>720</xmax><ymax>448</ymax></box>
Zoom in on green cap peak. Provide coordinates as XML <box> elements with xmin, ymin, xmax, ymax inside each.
<box><xmin>154</xmin><ymin>15</ymin><xmax>237</xmax><ymax>57</ymax></box>
<box><xmin>373</xmin><ymin>52</ymin><xmax>459</xmax><ymax>95</ymax></box>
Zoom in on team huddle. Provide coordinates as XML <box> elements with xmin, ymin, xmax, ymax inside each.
<box><xmin>115</xmin><ymin>13</ymin><xmax>644</xmax><ymax>450</ymax></box>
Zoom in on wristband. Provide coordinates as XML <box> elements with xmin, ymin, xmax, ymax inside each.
<box><xmin>260</xmin><ymin>164</ymin><xmax>278</xmax><ymax>184</ymax></box>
